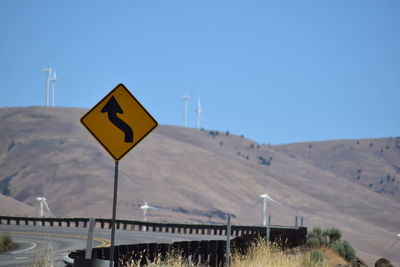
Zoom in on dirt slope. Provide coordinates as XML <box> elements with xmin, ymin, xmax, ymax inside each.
<box><xmin>0</xmin><ymin>194</ymin><xmax>35</xmax><ymax>216</ymax></box>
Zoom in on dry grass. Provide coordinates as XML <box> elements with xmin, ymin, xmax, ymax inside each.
<box><xmin>320</xmin><ymin>247</ymin><xmax>347</xmax><ymax>266</ymax></box>
<box><xmin>120</xmin><ymin>250</ymin><xmax>198</xmax><ymax>267</ymax></box>
<box><xmin>231</xmin><ymin>240</ymin><xmax>329</xmax><ymax>267</ymax></box>
<box><xmin>120</xmin><ymin>239</ymin><xmax>337</xmax><ymax>267</ymax></box>
<box><xmin>31</xmin><ymin>240</ymin><xmax>56</xmax><ymax>267</ymax></box>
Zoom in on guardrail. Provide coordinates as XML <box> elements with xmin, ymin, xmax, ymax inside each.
<box><xmin>69</xmin><ymin>229</ymin><xmax>307</xmax><ymax>266</ymax></box>
<box><xmin>0</xmin><ymin>216</ymin><xmax>302</xmax><ymax>237</ymax></box>
<box><xmin>1</xmin><ymin>216</ymin><xmax>307</xmax><ymax>266</ymax></box>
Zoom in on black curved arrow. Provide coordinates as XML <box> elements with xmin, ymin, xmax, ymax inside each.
<box><xmin>101</xmin><ymin>96</ymin><xmax>133</xmax><ymax>143</ymax></box>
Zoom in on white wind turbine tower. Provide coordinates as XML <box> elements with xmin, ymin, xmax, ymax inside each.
<box><xmin>260</xmin><ymin>192</ymin><xmax>279</xmax><ymax>226</ymax></box>
<box><xmin>181</xmin><ymin>92</ymin><xmax>189</xmax><ymax>127</ymax></box>
<box><xmin>36</xmin><ymin>197</ymin><xmax>52</xmax><ymax>217</ymax></box>
<box><xmin>194</xmin><ymin>97</ymin><xmax>202</xmax><ymax>129</ymax></box>
<box><xmin>140</xmin><ymin>201</ymin><xmax>158</xmax><ymax>222</ymax></box>
<box><xmin>43</xmin><ymin>67</ymin><xmax>52</xmax><ymax>106</ymax></box>
<box><xmin>50</xmin><ymin>70</ymin><xmax>57</xmax><ymax>107</ymax></box>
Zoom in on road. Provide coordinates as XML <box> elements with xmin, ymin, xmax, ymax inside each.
<box><xmin>0</xmin><ymin>224</ymin><xmax>226</xmax><ymax>266</ymax></box>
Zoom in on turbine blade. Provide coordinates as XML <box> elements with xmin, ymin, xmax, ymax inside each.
<box><xmin>262</xmin><ymin>193</ymin><xmax>280</xmax><ymax>204</ymax></box>
<box><xmin>43</xmin><ymin>200</ymin><xmax>52</xmax><ymax>215</ymax></box>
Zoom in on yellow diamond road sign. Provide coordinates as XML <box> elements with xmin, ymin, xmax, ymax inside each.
<box><xmin>81</xmin><ymin>83</ymin><xmax>158</xmax><ymax>161</ymax></box>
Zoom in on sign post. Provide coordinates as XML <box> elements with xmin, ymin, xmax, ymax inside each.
<box><xmin>109</xmin><ymin>161</ymin><xmax>119</xmax><ymax>266</ymax></box>
<box><xmin>81</xmin><ymin>83</ymin><xmax>158</xmax><ymax>266</ymax></box>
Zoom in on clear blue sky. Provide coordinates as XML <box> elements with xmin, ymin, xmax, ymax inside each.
<box><xmin>1</xmin><ymin>1</ymin><xmax>399</xmax><ymax>144</ymax></box>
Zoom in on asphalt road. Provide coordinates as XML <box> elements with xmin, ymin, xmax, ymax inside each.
<box><xmin>0</xmin><ymin>224</ymin><xmax>226</xmax><ymax>266</ymax></box>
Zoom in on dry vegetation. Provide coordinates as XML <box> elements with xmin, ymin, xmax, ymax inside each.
<box><xmin>120</xmin><ymin>239</ymin><xmax>347</xmax><ymax>267</ymax></box>
<box><xmin>30</xmin><ymin>240</ymin><xmax>56</xmax><ymax>267</ymax></box>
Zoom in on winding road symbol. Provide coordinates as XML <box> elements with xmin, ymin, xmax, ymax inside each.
<box><xmin>101</xmin><ymin>96</ymin><xmax>133</xmax><ymax>143</ymax></box>
<box><xmin>80</xmin><ymin>83</ymin><xmax>157</xmax><ymax>161</ymax></box>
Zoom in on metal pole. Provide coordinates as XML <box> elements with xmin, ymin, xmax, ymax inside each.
<box><xmin>85</xmin><ymin>218</ymin><xmax>96</xmax><ymax>259</ymax></box>
<box><xmin>301</xmin><ymin>216</ymin><xmax>304</xmax><ymax>227</ymax></box>
<box><xmin>262</xmin><ymin>197</ymin><xmax>267</xmax><ymax>226</ymax></box>
<box><xmin>110</xmin><ymin>161</ymin><xmax>119</xmax><ymax>267</ymax></box>
<box><xmin>225</xmin><ymin>215</ymin><xmax>231</xmax><ymax>267</ymax></box>
<box><xmin>184</xmin><ymin>98</ymin><xmax>188</xmax><ymax>127</ymax></box>
<box><xmin>266</xmin><ymin>216</ymin><xmax>271</xmax><ymax>246</ymax></box>
<box><xmin>295</xmin><ymin>216</ymin><xmax>298</xmax><ymax>228</ymax></box>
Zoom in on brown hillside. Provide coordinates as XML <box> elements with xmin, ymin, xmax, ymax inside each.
<box><xmin>274</xmin><ymin>139</ymin><xmax>400</xmax><ymax>202</ymax></box>
<box><xmin>0</xmin><ymin>194</ymin><xmax>35</xmax><ymax>216</ymax></box>
<box><xmin>0</xmin><ymin>106</ymin><xmax>399</xmax><ymax>266</ymax></box>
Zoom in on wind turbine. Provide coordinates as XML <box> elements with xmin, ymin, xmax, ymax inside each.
<box><xmin>43</xmin><ymin>67</ymin><xmax>52</xmax><ymax>106</ymax></box>
<box><xmin>260</xmin><ymin>192</ymin><xmax>279</xmax><ymax>226</ymax></box>
<box><xmin>194</xmin><ymin>96</ymin><xmax>202</xmax><ymax>129</ymax></box>
<box><xmin>50</xmin><ymin>70</ymin><xmax>57</xmax><ymax>107</ymax></box>
<box><xmin>181</xmin><ymin>92</ymin><xmax>189</xmax><ymax>127</ymax></box>
<box><xmin>36</xmin><ymin>197</ymin><xmax>52</xmax><ymax>217</ymax></box>
<box><xmin>140</xmin><ymin>201</ymin><xmax>159</xmax><ymax>222</ymax></box>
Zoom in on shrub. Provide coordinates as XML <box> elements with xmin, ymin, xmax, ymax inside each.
<box><xmin>341</xmin><ymin>241</ymin><xmax>356</xmax><ymax>262</ymax></box>
<box><xmin>308</xmin><ymin>227</ymin><xmax>328</xmax><ymax>247</ymax></box>
<box><xmin>0</xmin><ymin>234</ymin><xmax>13</xmax><ymax>251</ymax></box>
<box><xmin>330</xmin><ymin>242</ymin><xmax>345</xmax><ymax>259</ymax></box>
<box><xmin>324</xmin><ymin>227</ymin><xmax>341</xmax><ymax>245</ymax></box>
<box><xmin>331</xmin><ymin>241</ymin><xmax>356</xmax><ymax>262</ymax></box>
<box><xmin>312</xmin><ymin>227</ymin><xmax>322</xmax><ymax>237</ymax></box>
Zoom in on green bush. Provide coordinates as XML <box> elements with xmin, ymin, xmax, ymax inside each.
<box><xmin>323</xmin><ymin>227</ymin><xmax>342</xmax><ymax>245</ymax></box>
<box><xmin>308</xmin><ymin>227</ymin><xmax>328</xmax><ymax>247</ymax></box>
<box><xmin>307</xmin><ymin>226</ymin><xmax>356</xmax><ymax>262</ymax></box>
<box><xmin>342</xmin><ymin>241</ymin><xmax>356</xmax><ymax>262</ymax></box>
<box><xmin>331</xmin><ymin>240</ymin><xmax>356</xmax><ymax>262</ymax></box>
<box><xmin>0</xmin><ymin>234</ymin><xmax>13</xmax><ymax>251</ymax></box>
